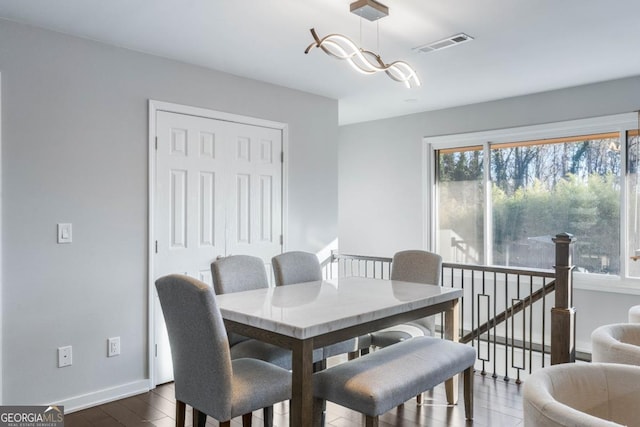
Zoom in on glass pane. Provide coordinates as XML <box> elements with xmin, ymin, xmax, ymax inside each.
<box><xmin>491</xmin><ymin>134</ymin><xmax>621</xmax><ymax>274</ymax></box>
<box><xmin>627</xmin><ymin>130</ymin><xmax>640</xmax><ymax>277</ymax></box>
<box><xmin>437</xmin><ymin>148</ymin><xmax>484</xmax><ymax>264</ymax></box>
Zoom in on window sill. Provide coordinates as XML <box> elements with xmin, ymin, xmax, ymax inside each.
<box><xmin>574</xmin><ymin>272</ymin><xmax>640</xmax><ymax>296</ymax></box>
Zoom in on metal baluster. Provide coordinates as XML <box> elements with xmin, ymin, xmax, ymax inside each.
<box><xmin>493</xmin><ymin>271</ymin><xmax>498</xmax><ymax>379</ymax></box>
<box><xmin>504</xmin><ymin>272</ymin><xmax>509</xmax><ymax>382</ymax></box>
<box><xmin>528</xmin><ymin>276</ymin><xmax>534</xmax><ymax>375</ymax></box>
<box><xmin>471</xmin><ymin>269</ymin><xmax>476</xmax><ymax>358</ymax></box>
<box><xmin>542</xmin><ymin>277</ymin><xmax>547</xmax><ymax>368</ymax></box>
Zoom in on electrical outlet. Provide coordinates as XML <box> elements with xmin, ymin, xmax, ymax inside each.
<box><xmin>108</xmin><ymin>337</ymin><xmax>120</xmax><ymax>357</ymax></box>
<box><xmin>58</xmin><ymin>346</ymin><xmax>72</xmax><ymax>367</ymax></box>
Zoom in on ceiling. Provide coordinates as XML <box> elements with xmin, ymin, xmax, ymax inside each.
<box><xmin>1</xmin><ymin>0</ymin><xmax>640</xmax><ymax>125</ymax></box>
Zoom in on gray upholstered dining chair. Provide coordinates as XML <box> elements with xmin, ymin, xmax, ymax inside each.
<box><xmin>369</xmin><ymin>250</ymin><xmax>442</xmax><ymax>348</ymax></box>
<box><xmin>155</xmin><ymin>274</ymin><xmax>291</xmax><ymax>427</ymax></box>
<box><xmin>211</xmin><ymin>254</ymin><xmax>269</xmax><ymax>295</ymax></box>
<box><xmin>272</xmin><ymin>251</ymin><xmax>359</xmax><ymax>360</ymax></box>
<box><xmin>212</xmin><ymin>254</ymin><xmax>324</xmax><ymax>369</ymax></box>
<box><xmin>368</xmin><ymin>249</ymin><xmax>442</xmax><ymax>404</ymax></box>
<box><xmin>272</xmin><ymin>250</ymin><xmax>323</xmax><ymax>285</ymax></box>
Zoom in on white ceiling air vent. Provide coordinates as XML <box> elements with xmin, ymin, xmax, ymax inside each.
<box><xmin>415</xmin><ymin>33</ymin><xmax>474</xmax><ymax>53</ymax></box>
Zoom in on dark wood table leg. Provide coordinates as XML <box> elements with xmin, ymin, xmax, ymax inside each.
<box><xmin>290</xmin><ymin>338</ymin><xmax>314</xmax><ymax>427</ymax></box>
<box><xmin>176</xmin><ymin>400</ymin><xmax>186</xmax><ymax>427</ymax></box>
<box><xmin>445</xmin><ymin>299</ymin><xmax>460</xmax><ymax>404</ymax></box>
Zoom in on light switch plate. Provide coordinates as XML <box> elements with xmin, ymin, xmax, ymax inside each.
<box><xmin>57</xmin><ymin>223</ymin><xmax>72</xmax><ymax>243</ymax></box>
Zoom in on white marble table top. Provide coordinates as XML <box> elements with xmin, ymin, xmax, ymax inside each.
<box><xmin>216</xmin><ymin>276</ymin><xmax>463</xmax><ymax>340</ymax></box>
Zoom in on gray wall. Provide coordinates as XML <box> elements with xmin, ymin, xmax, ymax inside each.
<box><xmin>339</xmin><ymin>76</ymin><xmax>640</xmax><ymax>256</ymax></box>
<box><xmin>0</xmin><ymin>20</ymin><xmax>338</xmax><ymax>405</ymax></box>
<box><xmin>339</xmin><ymin>75</ymin><xmax>640</xmax><ymax>351</ymax></box>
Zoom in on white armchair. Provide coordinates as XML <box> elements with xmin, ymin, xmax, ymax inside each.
<box><xmin>591</xmin><ymin>323</ymin><xmax>640</xmax><ymax>365</ymax></box>
<box><xmin>523</xmin><ymin>363</ymin><xmax>640</xmax><ymax>427</ymax></box>
<box><xmin>629</xmin><ymin>305</ymin><xmax>640</xmax><ymax>323</ymax></box>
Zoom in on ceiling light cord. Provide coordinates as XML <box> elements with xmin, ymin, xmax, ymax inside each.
<box><xmin>377</xmin><ymin>20</ymin><xmax>380</xmax><ymax>55</ymax></box>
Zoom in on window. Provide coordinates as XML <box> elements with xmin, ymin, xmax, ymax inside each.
<box><xmin>490</xmin><ymin>133</ymin><xmax>620</xmax><ymax>273</ymax></box>
<box><xmin>628</xmin><ymin>129</ymin><xmax>640</xmax><ymax>277</ymax></box>
<box><xmin>430</xmin><ymin>114</ymin><xmax>640</xmax><ymax>279</ymax></box>
<box><xmin>437</xmin><ymin>146</ymin><xmax>484</xmax><ymax>264</ymax></box>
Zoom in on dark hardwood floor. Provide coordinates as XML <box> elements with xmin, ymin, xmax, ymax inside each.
<box><xmin>64</xmin><ymin>371</ymin><xmax>523</xmax><ymax>427</ymax></box>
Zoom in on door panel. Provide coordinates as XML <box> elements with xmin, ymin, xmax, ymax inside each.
<box><xmin>226</xmin><ymin>125</ymin><xmax>282</xmax><ymax>262</ymax></box>
<box><xmin>154</xmin><ymin>111</ymin><xmax>229</xmax><ymax>384</ymax></box>
<box><xmin>156</xmin><ymin>112</ymin><xmax>227</xmax><ymax>280</ymax></box>
<box><xmin>153</xmin><ymin>110</ymin><xmax>283</xmax><ymax>385</ymax></box>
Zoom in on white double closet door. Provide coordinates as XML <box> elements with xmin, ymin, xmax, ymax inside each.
<box><xmin>153</xmin><ymin>110</ymin><xmax>283</xmax><ymax>384</ymax></box>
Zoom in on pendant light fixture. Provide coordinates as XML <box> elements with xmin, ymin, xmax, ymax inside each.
<box><xmin>305</xmin><ymin>0</ymin><xmax>420</xmax><ymax>88</ymax></box>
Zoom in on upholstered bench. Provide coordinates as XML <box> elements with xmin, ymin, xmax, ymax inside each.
<box><xmin>313</xmin><ymin>336</ymin><xmax>475</xmax><ymax>427</ymax></box>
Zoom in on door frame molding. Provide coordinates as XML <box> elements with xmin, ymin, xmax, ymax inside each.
<box><xmin>147</xmin><ymin>100</ymin><xmax>289</xmax><ymax>388</ymax></box>
<box><xmin>0</xmin><ymin>72</ymin><xmax>3</xmax><ymax>404</ymax></box>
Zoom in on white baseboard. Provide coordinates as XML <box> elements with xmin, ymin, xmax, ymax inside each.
<box><xmin>55</xmin><ymin>380</ymin><xmax>150</xmax><ymax>414</ymax></box>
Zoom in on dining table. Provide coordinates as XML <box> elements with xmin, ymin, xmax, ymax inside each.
<box><xmin>216</xmin><ymin>276</ymin><xmax>463</xmax><ymax>427</ymax></box>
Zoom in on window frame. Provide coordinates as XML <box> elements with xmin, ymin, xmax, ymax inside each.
<box><xmin>424</xmin><ymin>112</ymin><xmax>640</xmax><ymax>293</ymax></box>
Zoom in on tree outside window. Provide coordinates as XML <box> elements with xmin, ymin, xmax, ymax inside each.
<box><xmin>437</xmin><ymin>132</ymin><xmax>622</xmax><ymax>274</ymax></box>
<box><xmin>490</xmin><ymin>133</ymin><xmax>620</xmax><ymax>274</ymax></box>
<box><xmin>437</xmin><ymin>146</ymin><xmax>484</xmax><ymax>264</ymax></box>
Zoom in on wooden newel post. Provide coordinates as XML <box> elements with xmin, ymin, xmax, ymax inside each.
<box><xmin>551</xmin><ymin>232</ymin><xmax>576</xmax><ymax>365</ymax></box>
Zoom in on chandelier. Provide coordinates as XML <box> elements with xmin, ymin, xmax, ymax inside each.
<box><xmin>304</xmin><ymin>0</ymin><xmax>420</xmax><ymax>89</ymax></box>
